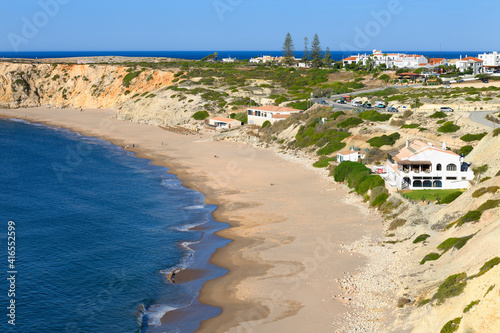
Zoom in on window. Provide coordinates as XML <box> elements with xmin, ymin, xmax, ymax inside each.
<box><xmin>413</xmin><ymin>180</ymin><xmax>422</xmax><ymax>187</ymax></box>
<box><xmin>446</xmin><ymin>177</ymin><xmax>457</xmax><ymax>180</ymax></box>
<box><xmin>436</xmin><ymin>163</ymin><xmax>442</xmax><ymax>171</ymax></box>
<box><xmin>423</xmin><ymin>180</ymin><xmax>432</xmax><ymax>187</ymax></box>
<box><xmin>248</xmin><ymin>110</ymin><xmax>253</xmax><ymax>115</ymax></box>
<box><xmin>433</xmin><ymin>180</ymin><xmax>442</xmax><ymax>188</ymax></box>
<box><xmin>446</xmin><ymin>164</ymin><xmax>457</xmax><ymax>171</ymax></box>
<box><xmin>255</xmin><ymin>111</ymin><xmax>261</xmax><ymax>117</ymax></box>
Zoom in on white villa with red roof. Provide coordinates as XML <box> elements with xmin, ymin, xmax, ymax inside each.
<box><xmin>247</xmin><ymin>106</ymin><xmax>302</xmax><ymax>126</ymax></box>
<box><xmin>456</xmin><ymin>56</ymin><xmax>484</xmax><ymax>74</ymax></box>
<box><xmin>385</xmin><ymin>139</ymin><xmax>474</xmax><ymax>190</ymax></box>
<box><xmin>342</xmin><ymin>49</ymin><xmax>429</xmax><ymax>69</ymax></box>
<box><xmin>205</xmin><ymin>116</ymin><xmax>242</xmax><ymax>130</ymax></box>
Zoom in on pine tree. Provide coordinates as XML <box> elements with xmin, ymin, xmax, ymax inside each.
<box><xmin>324</xmin><ymin>47</ymin><xmax>332</xmax><ymax>66</ymax></box>
<box><xmin>310</xmin><ymin>33</ymin><xmax>322</xmax><ymax>67</ymax></box>
<box><xmin>303</xmin><ymin>37</ymin><xmax>309</xmax><ymax>62</ymax></box>
<box><xmin>282</xmin><ymin>33</ymin><xmax>295</xmax><ymax>64</ymax></box>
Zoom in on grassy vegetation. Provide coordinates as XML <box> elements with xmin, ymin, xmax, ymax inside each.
<box><xmin>440</xmin><ymin>317</ymin><xmax>462</xmax><ymax>333</ymax></box>
<box><xmin>429</xmin><ymin>111</ymin><xmax>447</xmax><ymax>118</ymax></box>
<box><xmin>459</xmin><ymin>145</ymin><xmax>473</xmax><ymax>156</ymax></box>
<box><xmin>330</xmin><ymin>111</ymin><xmax>345</xmax><ymax>120</ymax></box>
<box><xmin>471</xmin><ymin>186</ymin><xmax>500</xmax><ymax>198</ymax></box>
<box><xmin>438</xmin><ymin>121</ymin><xmax>460</xmax><ymax>133</ymax></box>
<box><xmin>420</xmin><ymin>252</ymin><xmax>441</xmax><ymax>265</ymax></box>
<box><xmin>358</xmin><ymin>110</ymin><xmax>392</xmax><ymax>122</ymax></box>
<box><xmin>403</xmin><ymin>189</ymin><xmax>463</xmax><ymax>202</ymax></box>
<box><xmin>460</xmin><ymin>132</ymin><xmax>487</xmax><ymax>142</ymax></box>
<box><xmin>401</xmin><ymin>123</ymin><xmax>420</xmax><ymax>129</ymax></box>
<box><xmin>317</xmin><ymin>141</ymin><xmax>347</xmax><ymax>155</ymax></box>
<box><xmin>493</xmin><ymin>128</ymin><xmax>500</xmax><ymax>137</ymax></box>
<box><xmin>122</xmin><ymin>71</ymin><xmax>141</xmax><ymax>87</ymax></box>
<box><xmin>192</xmin><ymin>111</ymin><xmax>209</xmax><ymax>120</ymax></box>
<box><xmin>476</xmin><ymin>257</ymin><xmax>500</xmax><ymax>277</ymax></box>
<box><xmin>456</xmin><ymin>210</ymin><xmax>482</xmax><ymax>227</ymax></box>
<box><xmin>433</xmin><ymin>273</ymin><xmax>467</xmax><ymax>305</ymax></box>
<box><xmin>367</xmin><ymin>132</ymin><xmax>400</xmax><ymax>147</ymax></box>
<box><xmin>313</xmin><ymin>157</ymin><xmax>336</xmax><ymax>168</ymax></box>
<box><xmin>477</xmin><ymin>199</ymin><xmax>500</xmax><ymax>212</ymax></box>
<box><xmin>440</xmin><ymin>191</ymin><xmax>463</xmax><ymax>204</ymax></box>
<box><xmin>338</xmin><ymin>117</ymin><xmax>363</xmax><ymax>128</ymax></box>
<box><xmin>413</xmin><ymin>234</ymin><xmax>430</xmax><ymax>244</ymax></box>
<box><xmin>437</xmin><ymin>235</ymin><xmax>473</xmax><ymax>253</ymax></box>
<box><xmin>332</xmin><ymin>161</ymin><xmax>389</xmax><ymax>207</ymax></box>
<box><xmin>463</xmin><ymin>300</ymin><xmax>480</xmax><ymax>313</ymax></box>
<box><xmin>484</xmin><ymin>285</ymin><xmax>495</xmax><ymax>297</ymax></box>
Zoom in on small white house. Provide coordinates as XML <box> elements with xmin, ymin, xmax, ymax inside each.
<box><xmin>247</xmin><ymin>106</ymin><xmax>302</xmax><ymax>126</ymax></box>
<box><xmin>205</xmin><ymin>117</ymin><xmax>241</xmax><ymax>130</ymax></box>
<box><xmin>337</xmin><ymin>150</ymin><xmax>366</xmax><ymax>162</ymax></box>
<box><xmin>385</xmin><ymin>139</ymin><xmax>474</xmax><ymax>190</ymax></box>
<box><xmin>456</xmin><ymin>56</ymin><xmax>484</xmax><ymax>74</ymax></box>
<box><xmin>222</xmin><ymin>57</ymin><xmax>236</xmax><ymax>63</ymax></box>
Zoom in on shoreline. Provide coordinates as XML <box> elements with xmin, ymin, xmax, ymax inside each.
<box><xmin>1</xmin><ymin>107</ymin><xmax>385</xmax><ymax>332</ymax></box>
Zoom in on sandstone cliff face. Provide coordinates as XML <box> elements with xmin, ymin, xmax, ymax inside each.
<box><xmin>0</xmin><ymin>62</ymin><xmax>187</xmax><ymax>122</ymax></box>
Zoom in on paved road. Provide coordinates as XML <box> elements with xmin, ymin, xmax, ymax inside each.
<box><xmin>468</xmin><ymin>111</ymin><xmax>499</xmax><ymax>128</ymax></box>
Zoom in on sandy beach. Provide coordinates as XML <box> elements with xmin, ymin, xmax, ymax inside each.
<box><xmin>0</xmin><ymin>107</ymin><xmax>385</xmax><ymax>332</ymax></box>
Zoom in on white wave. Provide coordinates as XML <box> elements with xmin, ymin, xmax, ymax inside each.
<box><xmin>183</xmin><ymin>205</ymin><xmax>205</xmax><ymax>210</ymax></box>
<box><xmin>172</xmin><ymin>216</ymin><xmax>209</xmax><ymax>231</ymax></box>
<box><xmin>8</xmin><ymin>118</ymin><xmax>31</xmax><ymax>124</ymax></box>
<box><xmin>146</xmin><ymin>304</ymin><xmax>178</xmax><ymax>327</ymax></box>
<box><xmin>160</xmin><ymin>179</ymin><xmax>183</xmax><ymax>190</ymax></box>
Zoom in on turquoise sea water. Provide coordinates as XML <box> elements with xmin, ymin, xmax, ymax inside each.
<box><xmin>0</xmin><ymin>119</ymin><xmax>229</xmax><ymax>332</ymax></box>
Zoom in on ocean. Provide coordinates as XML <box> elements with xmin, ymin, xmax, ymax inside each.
<box><xmin>0</xmin><ymin>118</ymin><xmax>229</xmax><ymax>333</ymax></box>
<box><xmin>0</xmin><ymin>50</ymin><xmax>489</xmax><ymax>61</ymax></box>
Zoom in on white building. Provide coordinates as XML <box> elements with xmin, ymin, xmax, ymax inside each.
<box><xmin>342</xmin><ymin>49</ymin><xmax>429</xmax><ymax>69</ymax></box>
<box><xmin>222</xmin><ymin>57</ymin><xmax>236</xmax><ymax>63</ymax></box>
<box><xmin>205</xmin><ymin>117</ymin><xmax>241</xmax><ymax>130</ymax></box>
<box><xmin>478</xmin><ymin>52</ymin><xmax>500</xmax><ymax>73</ymax></box>
<box><xmin>247</xmin><ymin>106</ymin><xmax>302</xmax><ymax>126</ymax></box>
<box><xmin>337</xmin><ymin>150</ymin><xmax>366</xmax><ymax>162</ymax></box>
<box><xmin>385</xmin><ymin>139</ymin><xmax>474</xmax><ymax>190</ymax></box>
<box><xmin>456</xmin><ymin>56</ymin><xmax>484</xmax><ymax>74</ymax></box>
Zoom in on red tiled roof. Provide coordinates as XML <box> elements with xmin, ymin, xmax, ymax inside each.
<box><xmin>210</xmin><ymin>117</ymin><xmax>236</xmax><ymax>122</ymax></box>
<box><xmin>429</xmin><ymin>58</ymin><xmax>445</xmax><ymax>65</ymax></box>
<box><xmin>249</xmin><ymin>106</ymin><xmax>301</xmax><ymax>112</ymax></box>
<box><xmin>343</xmin><ymin>56</ymin><xmax>358</xmax><ymax>61</ymax></box>
<box><xmin>462</xmin><ymin>57</ymin><xmax>483</xmax><ymax>62</ymax></box>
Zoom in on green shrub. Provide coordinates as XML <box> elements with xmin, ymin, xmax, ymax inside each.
<box><xmin>330</xmin><ymin>111</ymin><xmax>345</xmax><ymax>120</ymax></box>
<box><xmin>436</xmin><ymin>119</ymin><xmax>446</xmax><ymax>124</ymax></box>
<box><xmin>472</xmin><ymin>186</ymin><xmax>500</xmax><ymax>198</ymax></box>
<box><xmin>192</xmin><ymin>111</ymin><xmax>209</xmax><ymax>120</ymax></box>
<box><xmin>459</xmin><ymin>145</ymin><xmax>473</xmax><ymax>156</ymax></box>
<box><xmin>355</xmin><ymin>175</ymin><xmax>385</xmax><ymax>194</ymax></box>
<box><xmin>420</xmin><ymin>252</ymin><xmax>441</xmax><ymax>265</ymax></box>
<box><xmin>463</xmin><ymin>300</ymin><xmax>480</xmax><ymax>313</ymax></box>
<box><xmin>413</xmin><ymin>234</ymin><xmax>430</xmax><ymax>243</ymax></box>
<box><xmin>333</xmin><ymin>161</ymin><xmax>368</xmax><ymax>182</ymax></box>
<box><xmin>359</xmin><ymin>110</ymin><xmax>392</xmax><ymax>122</ymax></box>
<box><xmin>313</xmin><ymin>157</ymin><xmax>336</xmax><ymax>168</ymax></box>
<box><xmin>477</xmin><ymin>199</ymin><xmax>500</xmax><ymax>212</ymax></box>
<box><xmin>493</xmin><ymin>128</ymin><xmax>500</xmax><ymax>137</ymax></box>
<box><xmin>437</xmin><ymin>235</ymin><xmax>474</xmax><ymax>253</ymax></box>
<box><xmin>401</xmin><ymin>123</ymin><xmax>420</xmax><ymax>129</ymax></box>
<box><xmin>460</xmin><ymin>132</ymin><xmax>487</xmax><ymax>142</ymax></box>
<box><xmin>440</xmin><ymin>317</ymin><xmax>462</xmax><ymax>333</ymax></box>
<box><xmin>479</xmin><ymin>177</ymin><xmax>491</xmax><ymax>183</ymax></box>
<box><xmin>418</xmin><ymin>299</ymin><xmax>431</xmax><ymax>307</ymax></box>
<box><xmin>371</xmin><ymin>193</ymin><xmax>389</xmax><ymax>207</ymax></box>
<box><xmin>122</xmin><ymin>71</ymin><xmax>141</xmax><ymax>87</ymax></box>
<box><xmin>484</xmin><ymin>285</ymin><xmax>495</xmax><ymax>297</ymax></box>
<box><xmin>316</xmin><ymin>141</ymin><xmax>346</xmax><ymax>155</ymax></box>
<box><xmin>367</xmin><ymin>132</ymin><xmax>400</xmax><ymax>147</ymax></box>
<box><xmin>430</xmin><ymin>111</ymin><xmax>447</xmax><ymax>118</ymax></box>
<box><xmin>440</xmin><ymin>191</ymin><xmax>463</xmax><ymax>204</ymax></box>
<box><xmin>262</xmin><ymin>120</ymin><xmax>271</xmax><ymax>128</ymax></box>
<box><xmin>438</xmin><ymin>121</ymin><xmax>460</xmax><ymax>133</ymax></box>
<box><xmin>456</xmin><ymin>211</ymin><xmax>482</xmax><ymax>226</ymax></box>
<box><xmin>433</xmin><ymin>273</ymin><xmax>467</xmax><ymax>304</ymax></box>
<box><xmin>338</xmin><ymin>117</ymin><xmax>363</xmax><ymax>128</ymax></box>
<box><xmin>477</xmin><ymin>257</ymin><xmax>500</xmax><ymax>277</ymax></box>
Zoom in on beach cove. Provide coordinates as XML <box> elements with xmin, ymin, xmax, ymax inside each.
<box><xmin>0</xmin><ymin>107</ymin><xmax>386</xmax><ymax>332</ymax></box>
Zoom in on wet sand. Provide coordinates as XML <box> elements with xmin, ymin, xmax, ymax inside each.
<box><xmin>0</xmin><ymin>107</ymin><xmax>384</xmax><ymax>332</ymax></box>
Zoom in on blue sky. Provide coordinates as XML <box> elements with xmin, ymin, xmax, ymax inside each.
<box><xmin>1</xmin><ymin>0</ymin><xmax>498</xmax><ymax>52</ymax></box>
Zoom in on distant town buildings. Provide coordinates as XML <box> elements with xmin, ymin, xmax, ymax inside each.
<box><xmin>247</xmin><ymin>105</ymin><xmax>302</xmax><ymax>126</ymax></box>
<box><xmin>342</xmin><ymin>50</ymin><xmax>429</xmax><ymax>69</ymax></box>
<box><xmin>478</xmin><ymin>51</ymin><xmax>500</xmax><ymax>73</ymax></box>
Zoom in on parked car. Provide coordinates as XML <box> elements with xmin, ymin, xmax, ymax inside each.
<box><xmin>387</xmin><ymin>107</ymin><xmax>399</xmax><ymax>113</ymax></box>
<box><xmin>320</xmin><ymin>100</ymin><xmax>328</xmax><ymax>105</ymax></box>
<box><xmin>352</xmin><ymin>100</ymin><xmax>362</xmax><ymax>107</ymax></box>
<box><xmin>481</xmin><ymin>78</ymin><xmax>489</xmax><ymax>83</ymax></box>
<box><xmin>374</xmin><ymin>101</ymin><xmax>386</xmax><ymax>108</ymax></box>
<box><xmin>362</xmin><ymin>103</ymin><xmax>372</xmax><ymax>108</ymax></box>
<box><xmin>336</xmin><ymin>100</ymin><xmax>346</xmax><ymax>104</ymax></box>
<box><xmin>440</xmin><ymin>107</ymin><xmax>454</xmax><ymax>112</ymax></box>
